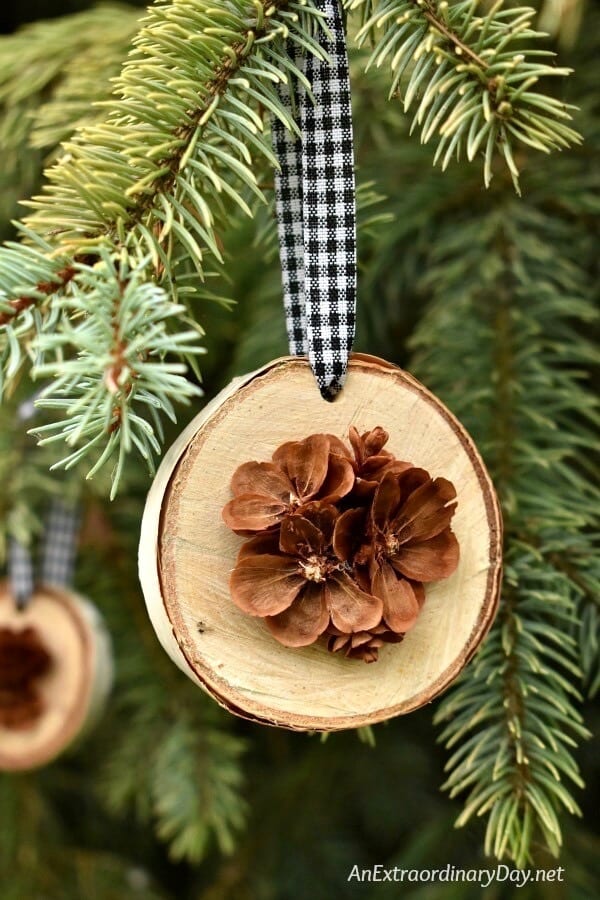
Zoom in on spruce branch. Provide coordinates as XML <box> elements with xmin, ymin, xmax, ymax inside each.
<box><xmin>103</xmin><ymin>688</ymin><xmax>247</xmax><ymax>863</ymax></box>
<box><xmin>0</xmin><ymin>774</ymin><xmax>168</xmax><ymax>900</ymax></box>
<box><xmin>0</xmin><ymin>389</ymin><xmax>80</xmax><ymax>559</ymax></box>
<box><xmin>0</xmin><ymin>264</ymin><xmax>77</xmax><ymax>329</ymax></box>
<box><xmin>30</xmin><ymin>252</ymin><xmax>204</xmax><ymax>497</ymax></box>
<box><xmin>1</xmin><ymin>0</ymin><xmax>330</xmax><ymax>493</ymax></box>
<box><xmin>0</xmin><ymin>5</ymin><xmax>140</xmax><ymax>233</ymax></box>
<box><xmin>22</xmin><ymin>0</ymin><xmax>320</xmax><ymax>258</ymax></box>
<box><xmin>0</xmin><ymin>233</ymin><xmax>83</xmax><ymax>397</ymax></box>
<box><xmin>151</xmin><ymin>719</ymin><xmax>247</xmax><ymax>861</ymax></box>
<box><xmin>0</xmin><ymin>0</ymin><xmax>332</xmax><ymax>494</ymax></box>
<box><xmin>410</xmin><ymin>200</ymin><xmax>597</xmax><ymax>864</ymax></box>
<box><xmin>347</xmin><ymin>0</ymin><xmax>581</xmax><ymax>190</ymax></box>
<box><xmin>27</xmin><ymin>6</ymin><xmax>140</xmax><ymax>153</ymax></box>
<box><xmin>0</xmin><ymin>0</ymin><xmax>585</xmax><ymax>497</ymax></box>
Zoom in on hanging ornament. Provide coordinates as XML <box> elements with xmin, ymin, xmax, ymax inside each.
<box><xmin>139</xmin><ymin>0</ymin><xmax>502</xmax><ymax>730</ymax></box>
<box><xmin>0</xmin><ymin>502</ymin><xmax>113</xmax><ymax>771</ymax></box>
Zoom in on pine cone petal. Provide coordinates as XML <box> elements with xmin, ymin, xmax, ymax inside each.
<box><xmin>230</xmin><ymin>554</ymin><xmax>304</xmax><ymax>616</ymax></box>
<box><xmin>324</xmin><ymin>434</ymin><xmax>353</xmax><ymax>460</ymax></box>
<box><xmin>327</xmin><ymin>622</ymin><xmax>403</xmax><ymax>663</ymax></box>
<box><xmin>332</xmin><ymin>508</ymin><xmax>365</xmax><ymax>563</ymax></box>
<box><xmin>363</xmin><ymin>426</ymin><xmax>390</xmax><ymax>457</ymax></box>
<box><xmin>236</xmin><ymin>532</ymin><xmax>281</xmax><ymax>561</ymax></box>
<box><xmin>394</xmin><ymin>502</ymin><xmax>457</xmax><ymax>544</ymax></box>
<box><xmin>360</xmin><ymin>455</ymin><xmax>396</xmax><ymax>478</ymax></box>
<box><xmin>298</xmin><ymin>502</ymin><xmax>339</xmax><ymax>544</ymax></box>
<box><xmin>372</xmin><ymin>562</ymin><xmax>420</xmax><ymax>633</ymax></box>
<box><xmin>397</xmin><ymin>467</ymin><xmax>431</xmax><ymax>497</ymax></box>
<box><xmin>413</xmin><ymin>580</ymin><xmax>426</xmax><ymax>609</ymax></box>
<box><xmin>222</xmin><ymin>494</ymin><xmax>288</xmax><ymax>533</ymax></box>
<box><xmin>0</xmin><ymin>688</ymin><xmax>44</xmax><ymax>729</ymax></box>
<box><xmin>350</xmin><ymin>631</ymin><xmax>374</xmax><ymax>649</ymax></box>
<box><xmin>326</xmin><ymin>573</ymin><xmax>383</xmax><ymax>633</ymax></box>
<box><xmin>372</xmin><ymin>471</ymin><xmax>402</xmax><ymax>530</ymax></box>
<box><xmin>279</xmin><ymin>514</ymin><xmax>325</xmax><ymax>557</ymax></box>
<box><xmin>265</xmin><ymin>583</ymin><xmax>329</xmax><ymax>647</ymax></box>
<box><xmin>393</xmin><ymin>476</ymin><xmax>457</xmax><ymax>542</ymax></box>
<box><xmin>318</xmin><ymin>454</ymin><xmax>355</xmax><ymax>503</ymax></box>
<box><xmin>0</xmin><ymin>627</ymin><xmax>52</xmax><ymax>729</ymax></box>
<box><xmin>391</xmin><ymin>528</ymin><xmax>460</xmax><ymax>582</ymax></box>
<box><xmin>230</xmin><ymin>461</ymin><xmax>294</xmax><ymax>502</ymax></box>
<box><xmin>0</xmin><ymin>627</ymin><xmax>52</xmax><ymax>686</ymax></box>
<box><xmin>273</xmin><ymin>434</ymin><xmax>329</xmax><ymax>501</ymax></box>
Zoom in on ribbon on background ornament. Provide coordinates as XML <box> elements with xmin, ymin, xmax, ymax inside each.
<box><xmin>8</xmin><ymin>500</ymin><xmax>80</xmax><ymax>610</ymax></box>
<box><xmin>272</xmin><ymin>0</ymin><xmax>356</xmax><ymax>399</ymax></box>
<box><xmin>1</xmin><ymin>400</ymin><xmax>112</xmax><ymax>770</ymax></box>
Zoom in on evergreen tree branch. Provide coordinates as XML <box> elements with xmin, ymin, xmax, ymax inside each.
<box><xmin>0</xmin><ymin>0</ymin><xmax>328</xmax><ymax>492</ymax></box>
<box><xmin>0</xmin><ymin>5</ymin><xmax>139</xmax><ymax>235</ymax></box>
<box><xmin>0</xmin><ymin>0</ymin><xmax>583</xmax><ymax>496</ymax></box>
<box><xmin>29</xmin><ymin>251</ymin><xmax>204</xmax><ymax>498</ymax></box>
<box><xmin>22</xmin><ymin>0</ymin><xmax>318</xmax><ymax>256</ymax></box>
<box><xmin>0</xmin><ymin>773</ymin><xmax>168</xmax><ymax>899</ymax></box>
<box><xmin>27</xmin><ymin>6</ymin><xmax>141</xmax><ymax>153</ymax></box>
<box><xmin>410</xmin><ymin>200</ymin><xmax>598</xmax><ymax>864</ymax></box>
<box><xmin>0</xmin><ymin>263</ymin><xmax>77</xmax><ymax>328</ymax></box>
<box><xmin>347</xmin><ymin>0</ymin><xmax>581</xmax><ymax>190</ymax></box>
<box><xmin>102</xmin><ymin>680</ymin><xmax>248</xmax><ymax>863</ymax></box>
<box><xmin>70</xmin><ymin>496</ymin><xmax>250</xmax><ymax>867</ymax></box>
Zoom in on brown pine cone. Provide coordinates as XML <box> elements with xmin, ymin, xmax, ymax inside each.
<box><xmin>222</xmin><ymin>433</ymin><xmax>354</xmax><ymax>534</ymax></box>
<box><xmin>230</xmin><ymin>503</ymin><xmax>382</xmax><ymax>648</ymax></box>
<box><xmin>222</xmin><ymin>426</ymin><xmax>460</xmax><ymax>662</ymax></box>
<box><xmin>0</xmin><ymin>626</ymin><xmax>53</xmax><ymax>730</ymax></box>
<box><xmin>327</xmin><ymin>624</ymin><xmax>404</xmax><ymax>664</ymax></box>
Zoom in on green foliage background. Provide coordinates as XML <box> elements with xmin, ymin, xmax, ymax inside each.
<box><xmin>0</xmin><ymin>1</ymin><xmax>597</xmax><ymax>897</ymax></box>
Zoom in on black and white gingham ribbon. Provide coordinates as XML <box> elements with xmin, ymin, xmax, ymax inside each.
<box><xmin>8</xmin><ymin>395</ymin><xmax>80</xmax><ymax>608</ymax></box>
<box><xmin>272</xmin><ymin>0</ymin><xmax>356</xmax><ymax>400</ymax></box>
<box><xmin>8</xmin><ymin>501</ymin><xmax>79</xmax><ymax>609</ymax></box>
<box><xmin>8</xmin><ymin>538</ymin><xmax>34</xmax><ymax>610</ymax></box>
<box><xmin>41</xmin><ymin>501</ymin><xmax>80</xmax><ymax>590</ymax></box>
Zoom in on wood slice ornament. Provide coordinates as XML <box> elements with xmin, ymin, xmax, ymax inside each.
<box><xmin>139</xmin><ymin>354</ymin><xmax>502</xmax><ymax>731</ymax></box>
<box><xmin>140</xmin><ymin>5</ymin><xmax>502</xmax><ymax>729</ymax></box>
<box><xmin>0</xmin><ymin>582</ymin><xmax>113</xmax><ymax>770</ymax></box>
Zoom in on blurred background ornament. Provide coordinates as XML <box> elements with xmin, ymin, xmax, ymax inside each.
<box><xmin>0</xmin><ymin>501</ymin><xmax>112</xmax><ymax>770</ymax></box>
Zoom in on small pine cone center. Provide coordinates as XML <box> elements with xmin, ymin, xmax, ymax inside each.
<box><xmin>300</xmin><ymin>556</ymin><xmax>328</xmax><ymax>583</ymax></box>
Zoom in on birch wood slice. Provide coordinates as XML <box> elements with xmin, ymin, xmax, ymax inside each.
<box><xmin>140</xmin><ymin>355</ymin><xmax>502</xmax><ymax>731</ymax></box>
<box><xmin>0</xmin><ymin>583</ymin><xmax>113</xmax><ymax>770</ymax></box>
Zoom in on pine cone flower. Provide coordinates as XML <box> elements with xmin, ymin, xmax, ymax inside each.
<box><xmin>222</xmin><ymin>427</ymin><xmax>460</xmax><ymax>662</ymax></box>
<box><xmin>332</xmin><ymin>426</ymin><xmax>411</xmax><ymax>499</ymax></box>
<box><xmin>229</xmin><ymin>505</ymin><xmax>383</xmax><ymax>648</ymax></box>
<box><xmin>222</xmin><ymin>434</ymin><xmax>354</xmax><ymax>534</ymax></box>
<box><xmin>359</xmin><ymin>468</ymin><xmax>459</xmax><ymax>633</ymax></box>
<box><xmin>0</xmin><ymin>626</ymin><xmax>53</xmax><ymax>730</ymax></box>
<box><xmin>327</xmin><ymin>623</ymin><xmax>404</xmax><ymax>664</ymax></box>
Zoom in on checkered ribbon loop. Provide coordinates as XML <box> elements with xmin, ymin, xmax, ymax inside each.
<box><xmin>8</xmin><ymin>501</ymin><xmax>80</xmax><ymax>609</ymax></box>
<box><xmin>272</xmin><ymin>0</ymin><xmax>356</xmax><ymax>400</ymax></box>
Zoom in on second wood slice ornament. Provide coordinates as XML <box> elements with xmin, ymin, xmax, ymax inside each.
<box><xmin>139</xmin><ymin>0</ymin><xmax>502</xmax><ymax>729</ymax></box>
<box><xmin>0</xmin><ymin>582</ymin><xmax>112</xmax><ymax>770</ymax></box>
<box><xmin>0</xmin><ymin>501</ymin><xmax>112</xmax><ymax>770</ymax></box>
<box><xmin>140</xmin><ymin>354</ymin><xmax>502</xmax><ymax>730</ymax></box>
